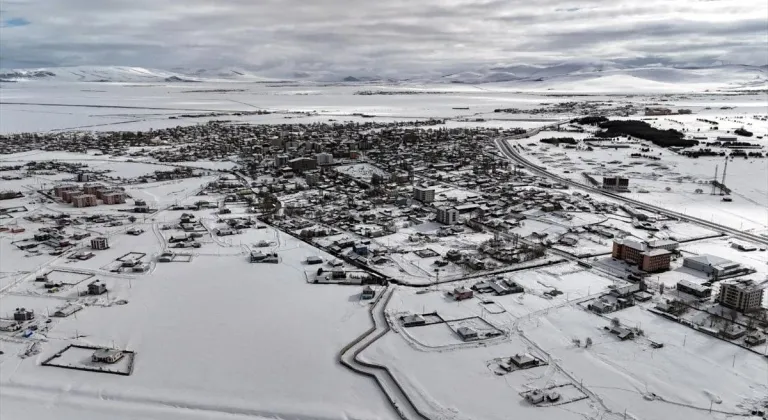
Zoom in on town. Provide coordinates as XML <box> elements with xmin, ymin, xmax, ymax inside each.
<box><xmin>1</xmin><ymin>102</ymin><xmax>767</xmax><ymax>420</ymax></box>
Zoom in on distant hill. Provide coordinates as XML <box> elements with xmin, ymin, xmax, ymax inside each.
<box><xmin>2</xmin><ymin>62</ymin><xmax>765</xmax><ymax>92</ymax></box>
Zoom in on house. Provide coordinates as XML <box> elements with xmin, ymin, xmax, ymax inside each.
<box><xmin>361</xmin><ymin>286</ymin><xmax>376</xmax><ymax>300</ymax></box>
<box><xmin>717</xmin><ymin>279</ymin><xmax>763</xmax><ymax>312</ymax></box>
<box><xmin>511</xmin><ymin>353</ymin><xmax>539</xmax><ymax>368</ymax></box>
<box><xmin>401</xmin><ymin>314</ymin><xmax>426</xmax><ymax>327</ymax></box>
<box><xmin>88</xmin><ymin>280</ymin><xmax>107</xmax><ymax>295</ymax></box>
<box><xmin>91</xmin><ymin>236</ymin><xmax>109</xmax><ymax>250</ymax></box>
<box><xmin>452</xmin><ymin>287</ymin><xmax>473</xmax><ymax>301</ymax></box>
<box><xmin>456</xmin><ymin>326</ymin><xmax>478</xmax><ymax>341</ymax></box>
<box><xmin>352</xmin><ymin>244</ymin><xmax>369</xmax><ymax>256</ymax></box>
<box><xmin>13</xmin><ymin>308</ymin><xmax>34</xmax><ymax>322</ymax></box>
<box><xmin>720</xmin><ymin>324</ymin><xmax>746</xmax><ymax>340</ymax></box>
<box><xmin>588</xmin><ymin>299</ymin><xmax>616</xmax><ymax>314</ymax></box>
<box><xmin>525</xmin><ymin>390</ymin><xmax>546</xmax><ymax>404</ymax></box>
<box><xmin>745</xmin><ymin>333</ymin><xmax>766</xmax><ymax>347</ymax></box>
<box><xmin>92</xmin><ymin>348</ymin><xmax>125</xmax><ymax>364</ymax></box>
<box><xmin>676</xmin><ymin>280</ymin><xmax>711</xmax><ymax>298</ymax></box>
<box><xmin>502</xmin><ymin>279</ymin><xmax>524</xmax><ymax>294</ymax></box>
<box><xmin>606</xmin><ymin>324</ymin><xmax>634</xmax><ymax>340</ymax></box>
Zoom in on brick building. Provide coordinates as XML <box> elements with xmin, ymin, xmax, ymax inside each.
<box><xmin>612</xmin><ymin>239</ymin><xmax>671</xmax><ymax>272</ymax></box>
<box><xmin>72</xmin><ymin>194</ymin><xmax>98</xmax><ymax>208</ymax></box>
<box><xmin>102</xmin><ymin>191</ymin><xmax>127</xmax><ymax>205</ymax></box>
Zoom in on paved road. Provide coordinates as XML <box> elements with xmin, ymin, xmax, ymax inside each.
<box><xmin>494</xmin><ymin>135</ymin><xmax>768</xmax><ymax>246</ymax></box>
<box><xmin>339</xmin><ymin>286</ymin><xmax>431</xmax><ymax>420</ymax></box>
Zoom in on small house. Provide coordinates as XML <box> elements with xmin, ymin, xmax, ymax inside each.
<box><xmin>361</xmin><ymin>286</ymin><xmax>376</xmax><ymax>300</ymax></box>
<box><xmin>511</xmin><ymin>353</ymin><xmax>539</xmax><ymax>368</ymax></box>
<box><xmin>92</xmin><ymin>348</ymin><xmax>125</xmax><ymax>364</ymax></box>
<box><xmin>88</xmin><ymin>280</ymin><xmax>107</xmax><ymax>295</ymax></box>
<box><xmin>456</xmin><ymin>326</ymin><xmax>478</xmax><ymax>341</ymax></box>
<box><xmin>525</xmin><ymin>390</ymin><xmax>545</xmax><ymax>404</ymax></box>
<box><xmin>452</xmin><ymin>287</ymin><xmax>473</xmax><ymax>301</ymax></box>
<box><xmin>745</xmin><ymin>333</ymin><xmax>766</xmax><ymax>347</ymax></box>
<box><xmin>53</xmin><ymin>304</ymin><xmax>82</xmax><ymax>317</ymax></box>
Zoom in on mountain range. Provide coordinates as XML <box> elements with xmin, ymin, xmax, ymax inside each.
<box><xmin>1</xmin><ymin>62</ymin><xmax>766</xmax><ymax>91</ymax></box>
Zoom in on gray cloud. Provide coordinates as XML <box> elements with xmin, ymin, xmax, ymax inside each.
<box><xmin>0</xmin><ymin>0</ymin><xmax>766</xmax><ymax>76</ymax></box>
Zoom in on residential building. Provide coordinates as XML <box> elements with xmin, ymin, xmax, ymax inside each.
<box><xmin>401</xmin><ymin>314</ymin><xmax>426</xmax><ymax>327</ymax></box>
<box><xmin>676</xmin><ymin>280</ymin><xmax>712</xmax><ymax>298</ymax></box>
<box><xmin>457</xmin><ymin>326</ymin><xmax>478</xmax><ymax>341</ymax></box>
<box><xmin>361</xmin><ymin>286</ymin><xmax>376</xmax><ymax>300</ymax></box>
<box><xmin>717</xmin><ymin>279</ymin><xmax>764</xmax><ymax>312</ymax></box>
<box><xmin>640</xmin><ymin>249</ymin><xmax>672</xmax><ymax>273</ymax></box>
<box><xmin>452</xmin><ymin>287</ymin><xmax>473</xmax><ymax>301</ymax></box>
<box><xmin>275</xmin><ymin>154</ymin><xmax>289</xmax><ymax>167</ymax></box>
<box><xmin>13</xmin><ymin>308</ymin><xmax>34</xmax><ymax>322</ymax></box>
<box><xmin>602</xmin><ymin>176</ymin><xmax>629</xmax><ymax>192</ymax></box>
<box><xmin>76</xmin><ymin>172</ymin><xmax>92</xmax><ymax>182</ymax></box>
<box><xmin>91</xmin><ymin>236</ymin><xmax>109</xmax><ymax>250</ymax></box>
<box><xmin>511</xmin><ymin>353</ymin><xmax>539</xmax><ymax>368</ymax></box>
<box><xmin>436</xmin><ymin>207</ymin><xmax>458</xmax><ymax>225</ymax></box>
<box><xmin>102</xmin><ymin>191</ymin><xmax>126</xmax><ymax>205</ymax></box>
<box><xmin>683</xmin><ymin>254</ymin><xmax>742</xmax><ymax>277</ymax></box>
<box><xmin>316</xmin><ymin>152</ymin><xmax>334</xmax><ymax>166</ymax></box>
<box><xmin>92</xmin><ymin>348</ymin><xmax>125</xmax><ymax>364</ymax></box>
<box><xmin>72</xmin><ymin>194</ymin><xmax>98</xmax><ymax>208</ymax></box>
<box><xmin>54</xmin><ymin>184</ymin><xmax>77</xmax><ymax>198</ymax></box>
<box><xmin>88</xmin><ymin>280</ymin><xmax>107</xmax><ymax>295</ymax></box>
<box><xmin>288</xmin><ymin>157</ymin><xmax>317</xmax><ymax>173</ymax></box>
<box><xmin>413</xmin><ymin>185</ymin><xmax>435</xmax><ymax>203</ymax></box>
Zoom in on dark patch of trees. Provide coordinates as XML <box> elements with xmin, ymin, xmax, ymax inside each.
<box><xmin>594</xmin><ymin>120</ymin><xmax>697</xmax><ymax>148</ymax></box>
<box><xmin>540</xmin><ymin>137</ymin><xmax>578</xmax><ymax>145</ymax></box>
<box><xmin>571</xmin><ymin>116</ymin><xmax>608</xmax><ymax>125</ymax></box>
<box><xmin>735</xmin><ymin>128</ymin><xmax>753</xmax><ymax>137</ymax></box>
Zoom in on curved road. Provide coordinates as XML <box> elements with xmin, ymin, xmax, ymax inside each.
<box><xmin>339</xmin><ymin>286</ymin><xmax>430</xmax><ymax>420</ymax></box>
<box><xmin>495</xmin><ymin>135</ymin><xmax>768</xmax><ymax>246</ymax></box>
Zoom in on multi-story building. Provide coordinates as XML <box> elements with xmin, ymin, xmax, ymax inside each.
<box><xmin>602</xmin><ymin>176</ymin><xmax>629</xmax><ymax>192</ymax></box>
<box><xmin>275</xmin><ymin>154</ymin><xmax>289</xmax><ymax>168</ymax></box>
<box><xmin>316</xmin><ymin>152</ymin><xmax>334</xmax><ymax>166</ymax></box>
<box><xmin>612</xmin><ymin>238</ymin><xmax>671</xmax><ymax>272</ymax></box>
<box><xmin>288</xmin><ymin>157</ymin><xmax>317</xmax><ymax>173</ymax></box>
<box><xmin>102</xmin><ymin>191</ymin><xmax>127</xmax><ymax>205</ymax></box>
<box><xmin>91</xmin><ymin>236</ymin><xmax>109</xmax><ymax>250</ymax></box>
<box><xmin>82</xmin><ymin>183</ymin><xmax>104</xmax><ymax>196</ymax></box>
<box><xmin>718</xmin><ymin>279</ymin><xmax>764</xmax><ymax>312</ymax></box>
<box><xmin>72</xmin><ymin>194</ymin><xmax>98</xmax><ymax>208</ymax></box>
<box><xmin>60</xmin><ymin>189</ymin><xmax>78</xmax><ymax>203</ymax></box>
<box><xmin>436</xmin><ymin>207</ymin><xmax>458</xmax><ymax>225</ymax></box>
<box><xmin>413</xmin><ymin>186</ymin><xmax>435</xmax><ymax>203</ymax></box>
<box><xmin>54</xmin><ymin>184</ymin><xmax>78</xmax><ymax>199</ymax></box>
<box><xmin>76</xmin><ymin>172</ymin><xmax>92</xmax><ymax>182</ymax></box>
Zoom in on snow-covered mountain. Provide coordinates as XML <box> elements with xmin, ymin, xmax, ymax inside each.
<box><xmin>2</xmin><ymin>62</ymin><xmax>765</xmax><ymax>91</ymax></box>
<box><xmin>0</xmin><ymin>66</ymin><xmax>201</xmax><ymax>83</ymax></box>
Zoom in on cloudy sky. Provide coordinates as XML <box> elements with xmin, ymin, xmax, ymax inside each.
<box><xmin>1</xmin><ymin>0</ymin><xmax>766</xmax><ymax>76</ymax></box>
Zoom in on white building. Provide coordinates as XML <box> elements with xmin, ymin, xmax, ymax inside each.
<box><xmin>436</xmin><ymin>207</ymin><xmax>458</xmax><ymax>225</ymax></box>
<box><xmin>316</xmin><ymin>152</ymin><xmax>334</xmax><ymax>166</ymax></box>
<box><xmin>718</xmin><ymin>279</ymin><xmax>764</xmax><ymax>312</ymax></box>
<box><xmin>413</xmin><ymin>186</ymin><xmax>435</xmax><ymax>203</ymax></box>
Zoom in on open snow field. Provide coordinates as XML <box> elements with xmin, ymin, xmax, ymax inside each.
<box><xmin>0</xmin><ymin>223</ymin><xmax>398</xmax><ymax>420</ymax></box>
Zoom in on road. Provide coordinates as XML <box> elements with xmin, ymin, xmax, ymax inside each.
<box><xmin>339</xmin><ymin>286</ymin><xmax>430</xmax><ymax>420</ymax></box>
<box><xmin>494</xmin><ymin>134</ymin><xmax>768</xmax><ymax>246</ymax></box>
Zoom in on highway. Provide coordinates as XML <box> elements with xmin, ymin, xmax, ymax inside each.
<box><xmin>494</xmin><ymin>134</ymin><xmax>768</xmax><ymax>246</ymax></box>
